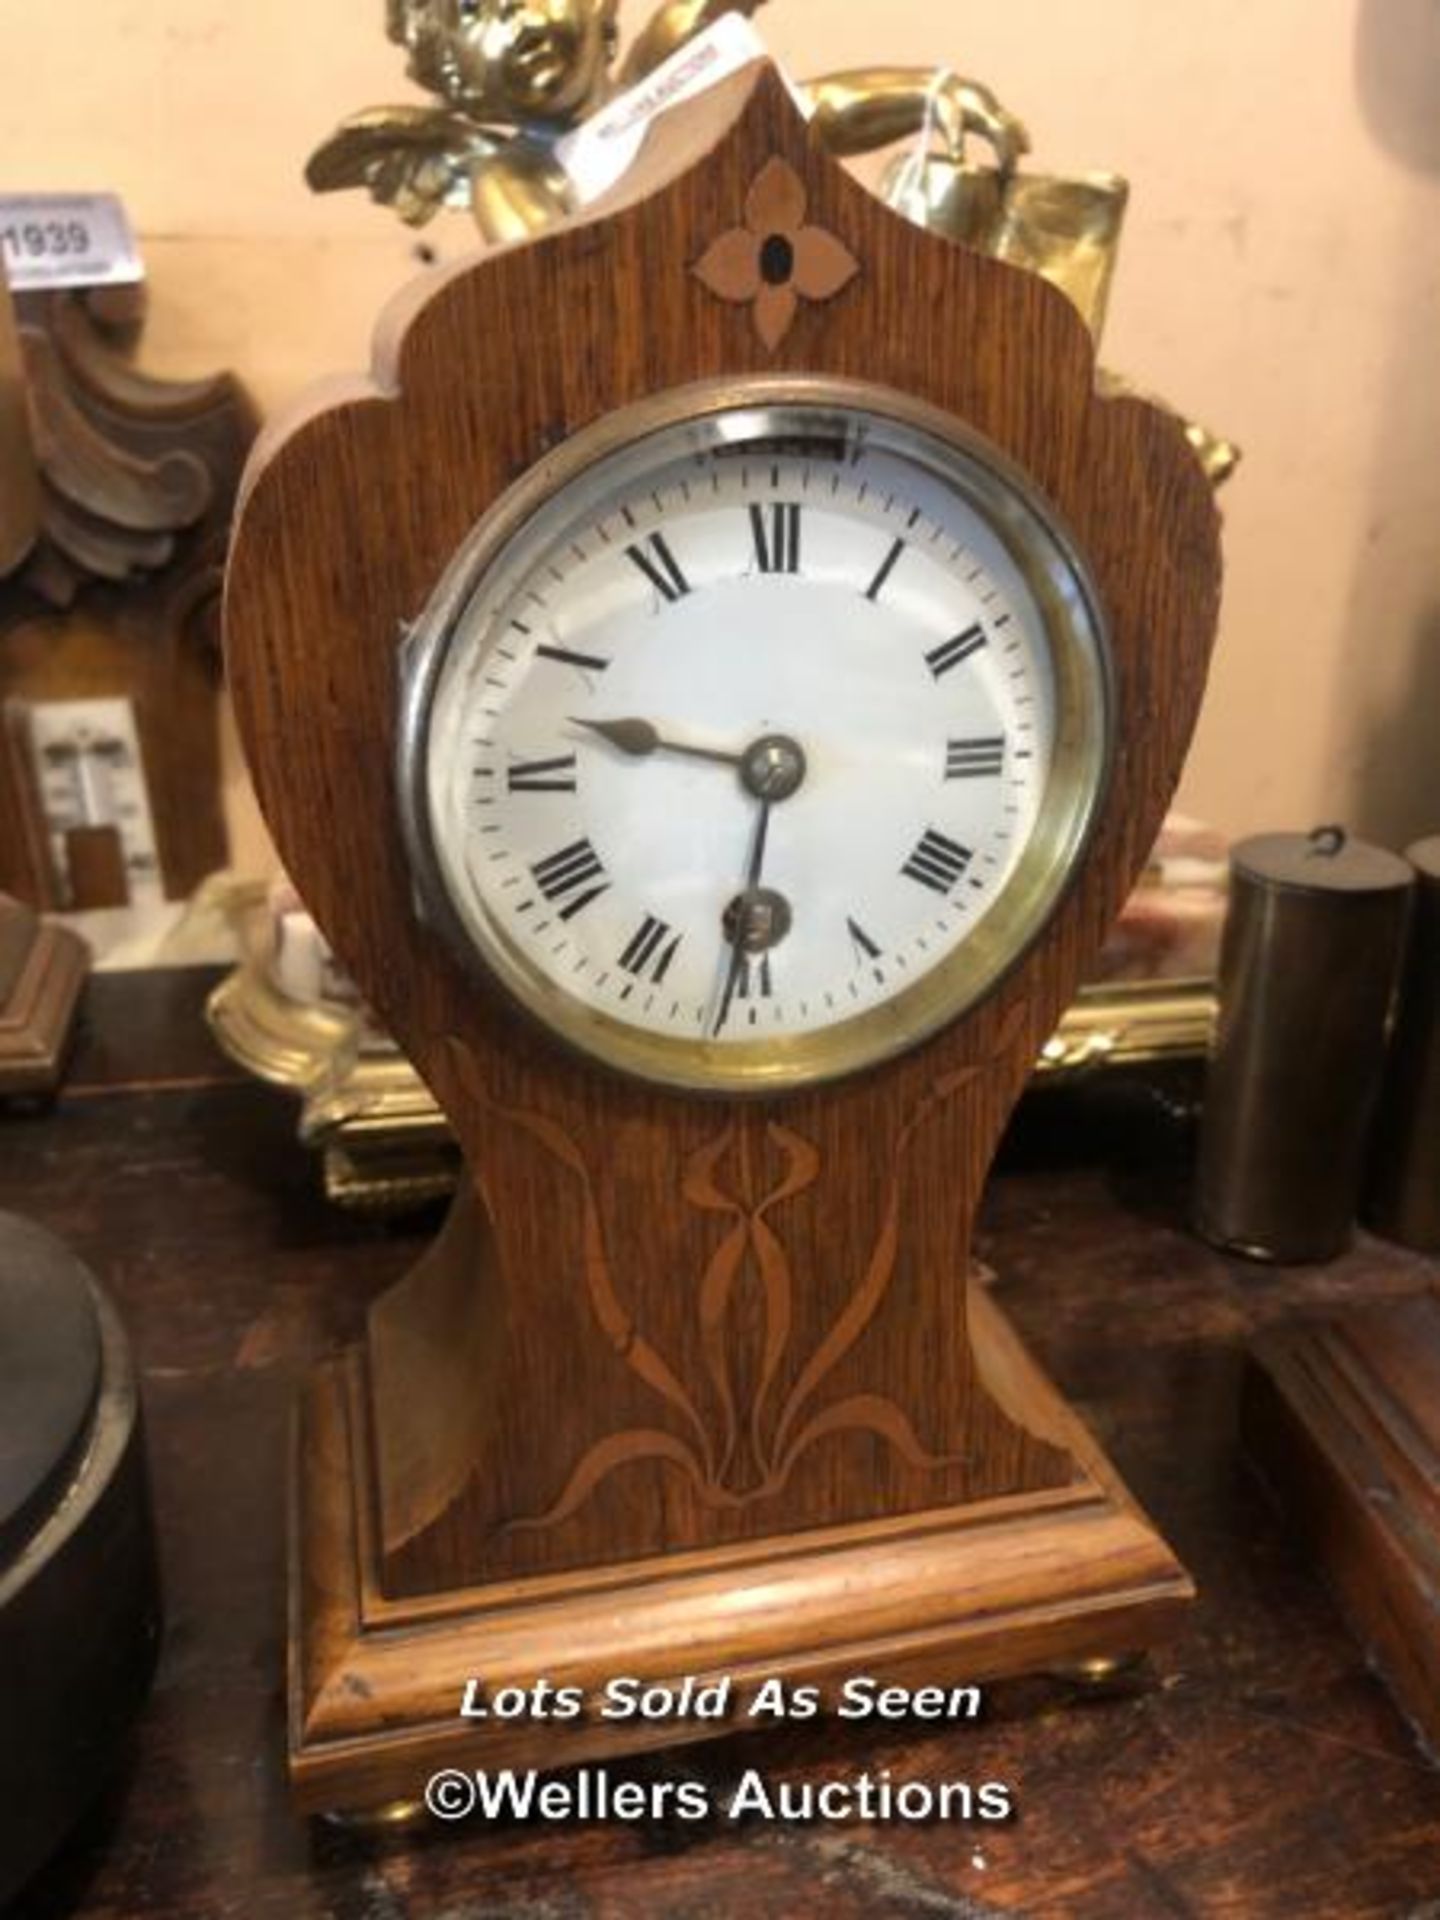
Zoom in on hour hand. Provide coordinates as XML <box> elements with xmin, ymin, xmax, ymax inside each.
<box><xmin>572</xmin><ymin>717</ymin><xmax>742</xmax><ymax>769</ymax></box>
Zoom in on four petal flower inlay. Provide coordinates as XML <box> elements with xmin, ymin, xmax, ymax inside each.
<box><xmin>693</xmin><ymin>157</ymin><xmax>860</xmax><ymax>349</ymax></box>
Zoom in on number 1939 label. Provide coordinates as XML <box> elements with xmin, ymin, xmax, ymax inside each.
<box><xmin>0</xmin><ymin>193</ymin><xmax>143</xmax><ymax>292</ymax></box>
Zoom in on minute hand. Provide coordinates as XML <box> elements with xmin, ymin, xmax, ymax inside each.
<box><xmin>572</xmin><ymin>717</ymin><xmax>743</xmax><ymax>769</ymax></box>
<box><xmin>712</xmin><ymin>797</ymin><xmax>773</xmax><ymax>1038</ymax></box>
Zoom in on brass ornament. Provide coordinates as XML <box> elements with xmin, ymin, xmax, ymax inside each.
<box><xmin>884</xmin><ymin>154</ymin><xmax>1129</xmax><ymax>340</ymax></box>
<box><xmin>206</xmin><ymin>896</ymin><xmax>1217</xmax><ymax>1214</ymax></box>
<box><xmin>307</xmin><ymin>3</ymin><xmax>1034</xmax><ymax>249</ymax></box>
<box><xmin>307</xmin><ymin>2</ymin><xmax>1236</xmax><ymax>482</ymax></box>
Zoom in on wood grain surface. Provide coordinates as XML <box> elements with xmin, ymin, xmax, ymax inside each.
<box><xmin>4</xmin><ymin>991</ymin><xmax>1440</xmax><ymax>1918</ymax></box>
<box><xmin>0</xmin><ymin>896</ymin><xmax>88</xmax><ymax>1096</ymax></box>
<box><xmin>227</xmin><ymin>60</ymin><xmax>1221</xmax><ymax>1605</ymax></box>
<box><xmin>1245</xmin><ymin>1285</ymin><xmax>1440</xmax><ymax>1759</ymax></box>
<box><xmin>287</xmin><ymin>1287</ymin><xmax>1190</xmax><ymax>1810</ymax></box>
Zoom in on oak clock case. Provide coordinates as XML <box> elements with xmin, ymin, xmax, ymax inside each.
<box><xmin>225</xmin><ymin>62</ymin><xmax>1221</xmax><ymax>1810</ymax></box>
<box><xmin>399</xmin><ymin>384</ymin><xmax>1112</xmax><ymax>1093</ymax></box>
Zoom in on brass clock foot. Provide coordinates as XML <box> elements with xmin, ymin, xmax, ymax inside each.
<box><xmin>317</xmin><ymin>1799</ymin><xmax>429</xmax><ymax>1833</ymax></box>
<box><xmin>1050</xmin><ymin>1652</ymin><xmax>1150</xmax><ymax>1693</ymax></box>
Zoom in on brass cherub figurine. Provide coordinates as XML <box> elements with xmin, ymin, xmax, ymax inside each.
<box><xmin>308</xmin><ymin>1</ymin><xmax>1030</xmax><ymax>247</ymax></box>
<box><xmin>307</xmin><ymin>0</ymin><xmax>1235</xmax><ymax>481</ymax></box>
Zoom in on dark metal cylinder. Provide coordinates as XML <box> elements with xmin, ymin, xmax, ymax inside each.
<box><xmin>1194</xmin><ymin>829</ymin><xmax>1413</xmax><ymax>1263</ymax></box>
<box><xmin>1364</xmin><ymin>837</ymin><xmax>1440</xmax><ymax>1249</ymax></box>
<box><xmin>0</xmin><ymin>1214</ymin><xmax>161</xmax><ymax>1907</ymax></box>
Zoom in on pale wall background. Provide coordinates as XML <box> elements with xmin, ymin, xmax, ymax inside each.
<box><xmin>5</xmin><ymin>0</ymin><xmax>1440</xmax><ymax>873</ymax></box>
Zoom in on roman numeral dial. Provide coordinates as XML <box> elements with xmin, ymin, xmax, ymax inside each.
<box><xmin>531</xmin><ymin>838</ymin><xmax>609</xmax><ymax>919</ymax></box>
<box><xmin>750</xmin><ymin>502</ymin><xmax>802</xmax><ymax>574</ymax></box>
<box><xmin>865</xmin><ymin>538</ymin><xmax>905</xmax><ymax>602</ymax></box>
<box><xmin>946</xmin><ymin>737</ymin><xmax>1006</xmax><ymax>780</ymax></box>
<box><xmin>902</xmin><ymin>829</ymin><xmax>974</xmax><ymax>895</ymax></box>
<box><xmin>625</xmin><ymin>533</ymin><xmax>690</xmax><ymax>603</ymax></box>
<box><xmin>738</xmin><ymin>953</ymin><xmax>773</xmax><ymax>1000</ymax></box>
<box><xmin>420</xmin><ymin>404</ymin><xmax>1089</xmax><ymax>1079</ymax></box>
<box><xmin>619</xmin><ymin>915</ymin><xmax>683</xmax><ymax>984</ymax></box>
<box><xmin>536</xmin><ymin>644</ymin><xmax>609</xmax><ymax>674</ymax></box>
<box><xmin>507</xmin><ymin>754</ymin><xmax>578</xmax><ymax>793</ymax></box>
<box><xmin>926</xmin><ymin>623</ymin><xmax>987</xmax><ymax>679</ymax></box>
<box><xmin>846</xmin><ymin>916</ymin><xmax>882</xmax><ymax>962</ymax></box>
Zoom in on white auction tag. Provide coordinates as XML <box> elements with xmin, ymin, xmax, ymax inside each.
<box><xmin>0</xmin><ymin>193</ymin><xmax>143</xmax><ymax>293</ymax></box>
<box><xmin>557</xmin><ymin>15</ymin><xmax>805</xmax><ymax>209</ymax></box>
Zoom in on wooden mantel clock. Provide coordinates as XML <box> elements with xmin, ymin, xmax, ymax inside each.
<box><xmin>227</xmin><ymin>62</ymin><xmax>1220</xmax><ymax>1811</ymax></box>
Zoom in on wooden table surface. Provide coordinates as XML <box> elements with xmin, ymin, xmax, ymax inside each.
<box><xmin>7</xmin><ymin>970</ymin><xmax>1440</xmax><ymax>1920</ymax></box>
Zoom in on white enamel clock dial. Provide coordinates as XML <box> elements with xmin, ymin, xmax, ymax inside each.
<box><xmin>403</xmin><ymin>385</ymin><xmax>1111</xmax><ymax>1091</ymax></box>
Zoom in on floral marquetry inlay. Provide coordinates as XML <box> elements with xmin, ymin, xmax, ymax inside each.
<box><xmin>693</xmin><ymin>156</ymin><xmax>860</xmax><ymax>349</ymax></box>
<box><xmin>446</xmin><ymin>1020</ymin><xmax>1031</xmax><ymax>1537</ymax></box>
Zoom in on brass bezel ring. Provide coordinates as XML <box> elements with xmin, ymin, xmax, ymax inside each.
<box><xmin>397</xmin><ymin>375</ymin><xmax>1114</xmax><ymax>1095</ymax></box>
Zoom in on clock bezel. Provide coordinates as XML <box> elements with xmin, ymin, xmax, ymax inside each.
<box><xmin>397</xmin><ymin>373</ymin><xmax>1114</xmax><ymax>1095</ymax></box>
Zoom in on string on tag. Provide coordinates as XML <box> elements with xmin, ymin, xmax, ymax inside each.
<box><xmin>888</xmin><ymin>67</ymin><xmax>958</xmax><ymax>212</ymax></box>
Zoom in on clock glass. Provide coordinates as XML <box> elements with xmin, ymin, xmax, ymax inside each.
<box><xmin>401</xmin><ymin>380</ymin><xmax>1111</xmax><ymax>1091</ymax></box>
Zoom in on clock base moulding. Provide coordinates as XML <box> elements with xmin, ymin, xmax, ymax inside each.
<box><xmin>288</xmin><ymin>1284</ymin><xmax>1191</xmax><ymax>1813</ymax></box>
